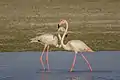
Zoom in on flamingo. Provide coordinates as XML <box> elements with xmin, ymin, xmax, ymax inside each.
<box><xmin>58</xmin><ymin>19</ymin><xmax>94</xmax><ymax>72</ymax></box>
<box><xmin>30</xmin><ymin>27</ymin><xmax>67</xmax><ymax>71</ymax></box>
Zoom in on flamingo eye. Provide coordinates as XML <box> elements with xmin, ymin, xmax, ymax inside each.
<box><xmin>60</xmin><ymin>19</ymin><xmax>63</xmax><ymax>21</ymax></box>
<box><xmin>38</xmin><ymin>40</ymin><xmax>40</xmax><ymax>42</ymax></box>
<box><xmin>60</xmin><ymin>19</ymin><xmax>66</xmax><ymax>24</ymax></box>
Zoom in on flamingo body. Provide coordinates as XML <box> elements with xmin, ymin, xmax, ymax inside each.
<box><xmin>63</xmin><ymin>40</ymin><xmax>93</xmax><ymax>52</ymax></box>
<box><xmin>58</xmin><ymin>19</ymin><xmax>94</xmax><ymax>72</ymax></box>
<box><xmin>30</xmin><ymin>27</ymin><xmax>66</xmax><ymax>71</ymax></box>
<box><xmin>30</xmin><ymin>34</ymin><xmax>59</xmax><ymax>47</ymax></box>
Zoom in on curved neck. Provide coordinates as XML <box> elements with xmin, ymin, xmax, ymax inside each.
<box><xmin>58</xmin><ymin>33</ymin><xmax>61</xmax><ymax>40</ymax></box>
<box><xmin>61</xmin><ymin>21</ymin><xmax>68</xmax><ymax>46</ymax></box>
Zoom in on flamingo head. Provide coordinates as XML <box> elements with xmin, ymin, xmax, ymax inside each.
<box><xmin>58</xmin><ymin>19</ymin><xmax>67</xmax><ymax>28</ymax></box>
<box><xmin>30</xmin><ymin>36</ymin><xmax>41</xmax><ymax>43</ymax></box>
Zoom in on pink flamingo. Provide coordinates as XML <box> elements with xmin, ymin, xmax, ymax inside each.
<box><xmin>30</xmin><ymin>27</ymin><xmax>66</xmax><ymax>71</ymax></box>
<box><xmin>58</xmin><ymin>19</ymin><xmax>94</xmax><ymax>72</ymax></box>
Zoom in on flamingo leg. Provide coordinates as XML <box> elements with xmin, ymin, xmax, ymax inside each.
<box><xmin>70</xmin><ymin>53</ymin><xmax>77</xmax><ymax>72</ymax></box>
<box><xmin>40</xmin><ymin>45</ymin><xmax>47</xmax><ymax>70</ymax></box>
<box><xmin>80</xmin><ymin>53</ymin><xmax>92</xmax><ymax>72</ymax></box>
<box><xmin>46</xmin><ymin>45</ymin><xmax>50</xmax><ymax>71</ymax></box>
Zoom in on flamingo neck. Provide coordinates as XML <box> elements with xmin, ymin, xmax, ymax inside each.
<box><xmin>58</xmin><ymin>33</ymin><xmax>62</xmax><ymax>40</ymax></box>
<box><xmin>61</xmin><ymin>21</ymin><xmax>68</xmax><ymax>48</ymax></box>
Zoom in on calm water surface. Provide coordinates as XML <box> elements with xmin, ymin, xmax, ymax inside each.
<box><xmin>0</xmin><ymin>51</ymin><xmax>120</xmax><ymax>80</ymax></box>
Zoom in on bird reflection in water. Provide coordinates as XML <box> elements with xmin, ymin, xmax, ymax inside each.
<box><xmin>40</xmin><ymin>72</ymin><xmax>48</xmax><ymax>80</ymax></box>
<box><xmin>66</xmin><ymin>72</ymin><xmax>92</xmax><ymax>80</ymax></box>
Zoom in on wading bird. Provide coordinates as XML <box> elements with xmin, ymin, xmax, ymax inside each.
<box><xmin>58</xmin><ymin>19</ymin><xmax>94</xmax><ymax>72</ymax></box>
<box><xmin>30</xmin><ymin>27</ymin><xmax>67</xmax><ymax>71</ymax></box>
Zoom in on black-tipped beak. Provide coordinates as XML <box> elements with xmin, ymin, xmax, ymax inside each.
<box><xmin>65</xmin><ymin>34</ymin><xmax>68</xmax><ymax>37</ymax></box>
<box><xmin>58</xmin><ymin>24</ymin><xmax>60</xmax><ymax>28</ymax></box>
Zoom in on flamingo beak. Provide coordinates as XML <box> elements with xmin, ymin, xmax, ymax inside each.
<box><xmin>58</xmin><ymin>24</ymin><xmax>60</xmax><ymax>28</ymax></box>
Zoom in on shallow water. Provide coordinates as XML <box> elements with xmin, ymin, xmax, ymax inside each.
<box><xmin>0</xmin><ymin>51</ymin><xmax>120</xmax><ymax>80</ymax></box>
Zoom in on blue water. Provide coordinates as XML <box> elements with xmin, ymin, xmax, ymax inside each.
<box><xmin>0</xmin><ymin>51</ymin><xmax>120</xmax><ymax>80</ymax></box>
